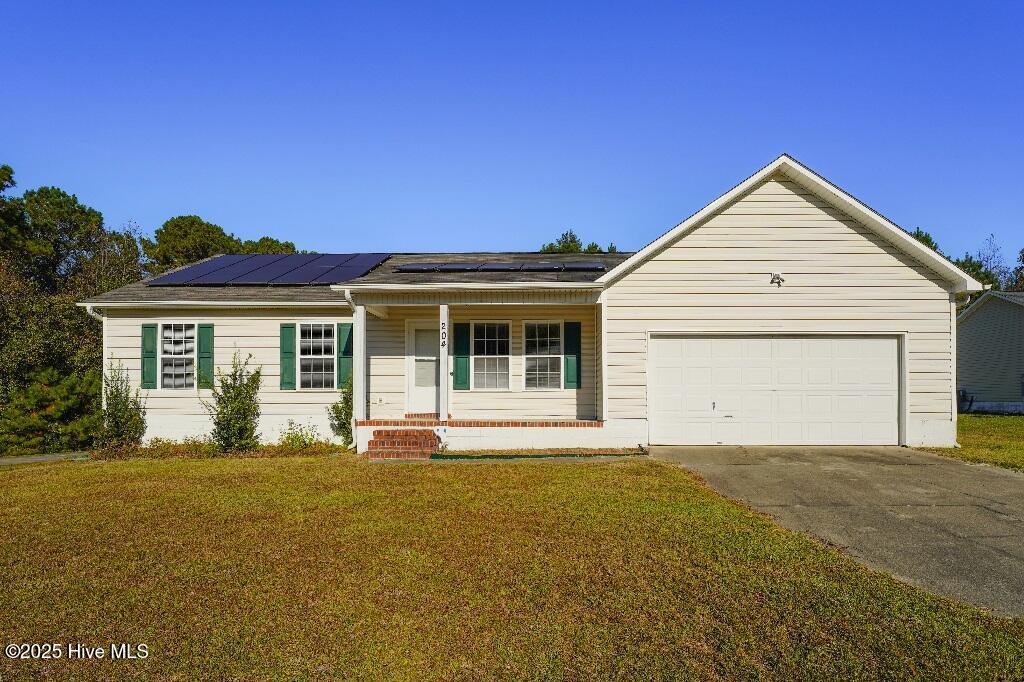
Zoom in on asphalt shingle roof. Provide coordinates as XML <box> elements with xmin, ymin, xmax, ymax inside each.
<box><xmin>82</xmin><ymin>252</ymin><xmax>631</xmax><ymax>304</ymax></box>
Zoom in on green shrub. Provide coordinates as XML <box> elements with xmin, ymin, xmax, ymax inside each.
<box><xmin>203</xmin><ymin>352</ymin><xmax>262</xmax><ymax>453</ymax></box>
<box><xmin>100</xmin><ymin>363</ymin><xmax>146</xmax><ymax>450</ymax></box>
<box><xmin>277</xmin><ymin>420</ymin><xmax>329</xmax><ymax>450</ymax></box>
<box><xmin>327</xmin><ymin>376</ymin><xmax>353</xmax><ymax>447</ymax></box>
<box><xmin>0</xmin><ymin>367</ymin><xmax>102</xmax><ymax>456</ymax></box>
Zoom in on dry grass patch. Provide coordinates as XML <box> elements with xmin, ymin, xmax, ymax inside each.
<box><xmin>1</xmin><ymin>456</ymin><xmax>1022</xmax><ymax>679</ymax></box>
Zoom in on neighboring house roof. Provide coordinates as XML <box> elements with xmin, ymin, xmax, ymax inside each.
<box><xmin>81</xmin><ymin>252</ymin><xmax>631</xmax><ymax>305</ymax></box>
<box><xmin>958</xmin><ymin>290</ymin><xmax>1024</xmax><ymax>324</ymax></box>
<box><xmin>597</xmin><ymin>154</ymin><xmax>986</xmax><ymax>294</ymax></box>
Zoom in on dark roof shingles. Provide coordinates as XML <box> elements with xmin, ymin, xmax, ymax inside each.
<box><xmin>83</xmin><ymin>252</ymin><xmax>631</xmax><ymax>304</ymax></box>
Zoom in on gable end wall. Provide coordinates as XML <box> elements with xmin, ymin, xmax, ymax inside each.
<box><xmin>603</xmin><ymin>175</ymin><xmax>957</xmax><ymax>446</ymax></box>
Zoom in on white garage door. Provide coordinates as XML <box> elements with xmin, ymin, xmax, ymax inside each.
<box><xmin>648</xmin><ymin>335</ymin><xmax>899</xmax><ymax>445</ymax></box>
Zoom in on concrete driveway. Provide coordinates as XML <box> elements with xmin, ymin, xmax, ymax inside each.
<box><xmin>653</xmin><ymin>446</ymin><xmax>1024</xmax><ymax>618</ymax></box>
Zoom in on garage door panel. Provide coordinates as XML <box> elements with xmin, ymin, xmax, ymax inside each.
<box><xmin>712</xmin><ymin>366</ymin><xmax>742</xmax><ymax>385</ymax></box>
<box><xmin>742</xmin><ymin>367</ymin><xmax>772</xmax><ymax>385</ymax></box>
<box><xmin>649</xmin><ymin>335</ymin><xmax>899</xmax><ymax>445</ymax></box>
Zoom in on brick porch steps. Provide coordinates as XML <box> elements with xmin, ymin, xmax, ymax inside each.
<box><xmin>366</xmin><ymin>428</ymin><xmax>438</xmax><ymax>460</ymax></box>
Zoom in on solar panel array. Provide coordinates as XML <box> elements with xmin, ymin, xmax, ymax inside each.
<box><xmin>394</xmin><ymin>261</ymin><xmax>606</xmax><ymax>273</ymax></box>
<box><xmin>146</xmin><ymin>253</ymin><xmax>391</xmax><ymax>286</ymax></box>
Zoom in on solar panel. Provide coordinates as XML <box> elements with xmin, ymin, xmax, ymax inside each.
<box><xmin>187</xmin><ymin>254</ymin><xmax>292</xmax><ymax>284</ymax></box>
<box><xmin>229</xmin><ymin>253</ymin><xmax>322</xmax><ymax>284</ymax></box>
<box><xmin>561</xmin><ymin>261</ymin><xmax>606</xmax><ymax>271</ymax></box>
<box><xmin>312</xmin><ymin>253</ymin><xmax>391</xmax><ymax>283</ymax></box>
<box><xmin>436</xmin><ymin>263</ymin><xmax>481</xmax><ymax>272</ymax></box>
<box><xmin>271</xmin><ymin>254</ymin><xmax>358</xmax><ymax>284</ymax></box>
<box><xmin>478</xmin><ymin>262</ymin><xmax>523</xmax><ymax>271</ymax></box>
<box><xmin>520</xmin><ymin>262</ymin><xmax>564</xmax><ymax>271</ymax></box>
<box><xmin>146</xmin><ymin>253</ymin><xmax>392</xmax><ymax>286</ymax></box>
<box><xmin>147</xmin><ymin>255</ymin><xmax>255</xmax><ymax>285</ymax></box>
<box><xmin>395</xmin><ymin>263</ymin><xmax>444</xmax><ymax>272</ymax></box>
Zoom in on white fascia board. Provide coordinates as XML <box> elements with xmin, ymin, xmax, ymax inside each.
<box><xmin>597</xmin><ymin>154</ymin><xmax>986</xmax><ymax>294</ymax></box>
<box><xmin>75</xmin><ymin>300</ymin><xmax>353</xmax><ymax>308</ymax></box>
<box><xmin>335</xmin><ymin>282</ymin><xmax>604</xmax><ymax>292</ymax></box>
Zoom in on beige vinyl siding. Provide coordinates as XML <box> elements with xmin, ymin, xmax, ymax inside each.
<box><xmin>604</xmin><ymin>175</ymin><xmax>955</xmax><ymax>437</ymax></box>
<box><xmin>366</xmin><ymin>305</ymin><xmax>598</xmax><ymax>420</ymax></box>
<box><xmin>958</xmin><ymin>296</ymin><xmax>1024</xmax><ymax>402</ymax></box>
<box><xmin>104</xmin><ymin>307</ymin><xmax>351</xmax><ymax>442</ymax></box>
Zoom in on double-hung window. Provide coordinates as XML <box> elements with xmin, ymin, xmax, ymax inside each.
<box><xmin>161</xmin><ymin>323</ymin><xmax>195</xmax><ymax>389</ymax></box>
<box><xmin>524</xmin><ymin>322</ymin><xmax>562</xmax><ymax>390</ymax></box>
<box><xmin>299</xmin><ymin>323</ymin><xmax>335</xmax><ymax>389</ymax></box>
<box><xmin>471</xmin><ymin>322</ymin><xmax>509</xmax><ymax>389</ymax></box>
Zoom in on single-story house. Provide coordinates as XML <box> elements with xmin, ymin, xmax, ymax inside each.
<box><xmin>80</xmin><ymin>154</ymin><xmax>983</xmax><ymax>455</ymax></box>
<box><xmin>957</xmin><ymin>291</ymin><xmax>1024</xmax><ymax>414</ymax></box>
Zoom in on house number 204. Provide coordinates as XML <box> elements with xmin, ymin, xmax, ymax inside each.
<box><xmin>439</xmin><ymin>321</ymin><xmax>447</xmax><ymax>348</ymax></box>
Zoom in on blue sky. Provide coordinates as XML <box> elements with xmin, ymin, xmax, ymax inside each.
<box><xmin>4</xmin><ymin>1</ymin><xmax>1022</xmax><ymax>260</ymax></box>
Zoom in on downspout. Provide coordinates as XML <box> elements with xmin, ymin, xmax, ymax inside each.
<box><xmin>84</xmin><ymin>304</ymin><xmax>104</xmax><ymax>322</ymax></box>
<box><xmin>343</xmin><ymin>288</ymin><xmax>359</xmax><ymax>449</ymax></box>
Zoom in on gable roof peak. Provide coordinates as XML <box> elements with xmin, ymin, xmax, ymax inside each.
<box><xmin>597</xmin><ymin>154</ymin><xmax>985</xmax><ymax>294</ymax></box>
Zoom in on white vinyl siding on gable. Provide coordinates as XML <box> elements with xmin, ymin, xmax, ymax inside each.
<box><xmin>603</xmin><ymin>174</ymin><xmax>956</xmax><ymax>446</ymax></box>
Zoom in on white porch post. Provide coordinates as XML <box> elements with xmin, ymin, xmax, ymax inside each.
<box><xmin>438</xmin><ymin>304</ymin><xmax>449</xmax><ymax>420</ymax></box>
<box><xmin>353</xmin><ymin>304</ymin><xmax>367</xmax><ymax>422</ymax></box>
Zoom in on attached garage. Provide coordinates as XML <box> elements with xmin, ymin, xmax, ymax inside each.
<box><xmin>648</xmin><ymin>335</ymin><xmax>901</xmax><ymax>445</ymax></box>
<box><xmin>598</xmin><ymin>155</ymin><xmax>986</xmax><ymax>448</ymax></box>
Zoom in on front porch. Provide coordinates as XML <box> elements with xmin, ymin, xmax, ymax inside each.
<box><xmin>342</xmin><ymin>287</ymin><xmax>612</xmax><ymax>455</ymax></box>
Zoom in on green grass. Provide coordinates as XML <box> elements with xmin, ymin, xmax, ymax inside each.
<box><xmin>1</xmin><ymin>456</ymin><xmax>1022</xmax><ymax>679</ymax></box>
<box><xmin>925</xmin><ymin>414</ymin><xmax>1024</xmax><ymax>470</ymax></box>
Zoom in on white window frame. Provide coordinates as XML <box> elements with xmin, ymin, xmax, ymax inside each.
<box><xmin>296</xmin><ymin>320</ymin><xmax>338</xmax><ymax>391</ymax></box>
<box><xmin>157</xmin><ymin>320</ymin><xmax>199</xmax><ymax>392</ymax></box>
<box><xmin>469</xmin><ymin>319</ymin><xmax>512</xmax><ymax>392</ymax></box>
<box><xmin>522</xmin><ymin>320</ymin><xmax>564</xmax><ymax>392</ymax></box>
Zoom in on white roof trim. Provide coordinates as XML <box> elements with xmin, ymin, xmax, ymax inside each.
<box><xmin>334</xmin><ymin>281</ymin><xmax>603</xmax><ymax>292</ymax></box>
<box><xmin>76</xmin><ymin>301</ymin><xmax>352</xmax><ymax>308</ymax></box>
<box><xmin>957</xmin><ymin>290</ymin><xmax>1024</xmax><ymax>324</ymax></box>
<box><xmin>596</xmin><ymin>154</ymin><xmax>985</xmax><ymax>294</ymax></box>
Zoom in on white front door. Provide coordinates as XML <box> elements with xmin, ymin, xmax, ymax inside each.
<box><xmin>648</xmin><ymin>335</ymin><xmax>899</xmax><ymax>445</ymax></box>
<box><xmin>407</xmin><ymin>323</ymin><xmax>440</xmax><ymax>414</ymax></box>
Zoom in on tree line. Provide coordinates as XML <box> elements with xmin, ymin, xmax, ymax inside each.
<box><xmin>0</xmin><ymin>163</ymin><xmax>297</xmax><ymax>455</ymax></box>
<box><xmin>909</xmin><ymin>227</ymin><xmax>1024</xmax><ymax>307</ymax></box>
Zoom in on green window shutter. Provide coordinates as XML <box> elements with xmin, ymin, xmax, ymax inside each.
<box><xmin>141</xmin><ymin>324</ymin><xmax>158</xmax><ymax>389</ymax></box>
<box><xmin>280</xmin><ymin>323</ymin><xmax>296</xmax><ymax>390</ymax></box>
<box><xmin>564</xmin><ymin>322</ymin><xmax>581</xmax><ymax>389</ymax></box>
<box><xmin>197</xmin><ymin>323</ymin><xmax>215</xmax><ymax>389</ymax></box>
<box><xmin>337</xmin><ymin>322</ymin><xmax>353</xmax><ymax>387</ymax></box>
<box><xmin>452</xmin><ymin>323</ymin><xmax>470</xmax><ymax>390</ymax></box>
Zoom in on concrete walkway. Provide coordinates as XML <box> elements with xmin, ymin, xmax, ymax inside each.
<box><xmin>653</xmin><ymin>446</ymin><xmax>1024</xmax><ymax>618</ymax></box>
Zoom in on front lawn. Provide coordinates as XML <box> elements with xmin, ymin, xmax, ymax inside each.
<box><xmin>925</xmin><ymin>414</ymin><xmax>1024</xmax><ymax>470</ymax></box>
<box><xmin>1</xmin><ymin>456</ymin><xmax>1021</xmax><ymax>679</ymax></box>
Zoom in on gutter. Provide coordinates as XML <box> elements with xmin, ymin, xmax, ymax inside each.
<box><xmin>83</xmin><ymin>304</ymin><xmax>104</xmax><ymax>321</ymax></box>
<box><xmin>334</xmin><ymin>281</ymin><xmax>604</xmax><ymax>292</ymax></box>
<box><xmin>75</xmin><ymin>300</ymin><xmax>351</xmax><ymax>308</ymax></box>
